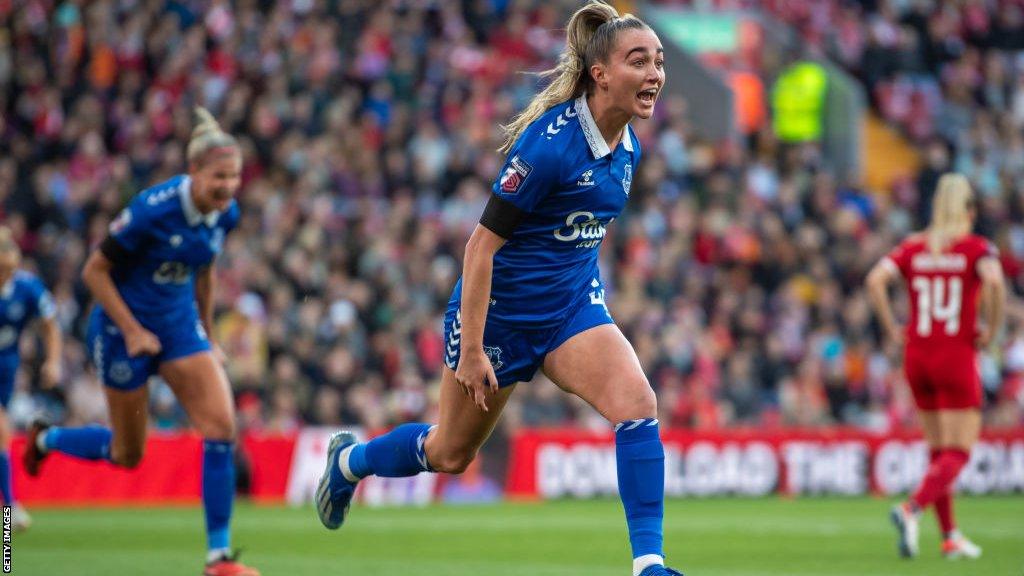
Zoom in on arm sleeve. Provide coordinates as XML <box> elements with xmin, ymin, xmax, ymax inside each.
<box><xmin>29</xmin><ymin>278</ymin><xmax>56</xmax><ymax>321</ymax></box>
<box><xmin>102</xmin><ymin>198</ymin><xmax>152</xmax><ymax>263</ymax></box>
<box><xmin>975</xmin><ymin>239</ymin><xmax>1000</xmax><ymax>275</ymax></box>
<box><xmin>884</xmin><ymin>241</ymin><xmax>912</xmax><ymax>278</ymax></box>
<box><xmin>491</xmin><ymin>130</ymin><xmax>561</xmax><ymax>214</ymax></box>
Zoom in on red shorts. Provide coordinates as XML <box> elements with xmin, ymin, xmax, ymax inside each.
<box><xmin>903</xmin><ymin>344</ymin><xmax>982</xmax><ymax>410</ymax></box>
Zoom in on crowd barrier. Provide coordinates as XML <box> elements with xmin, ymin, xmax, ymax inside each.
<box><xmin>12</xmin><ymin>427</ymin><xmax>1024</xmax><ymax>505</ymax></box>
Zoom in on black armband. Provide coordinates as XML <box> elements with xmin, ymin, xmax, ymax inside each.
<box><xmin>99</xmin><ymin>235</ymin><xmax>136</xmax><ymax>267</ymax></box>
<box><xmin>479</xmin><ymin>194</ymin><xmax>525</xmax><ymax>239</ymax></box>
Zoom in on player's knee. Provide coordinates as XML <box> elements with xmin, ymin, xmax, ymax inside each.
<box><xmin>430</xmin><ymin>449</ymin><xmax>476</xmax><ymax>475</ymax></box>
<box><xmin>112</xmin><ymin>447</ymin><xmax>145</xmax><ymax>469</ymax></box>
<box><xmin>608</xmin><ymin>380</ymin><xmax>657</xmax><ymax>422</ymax></box>
<box><xmin>200</xmin><ymin>418</ymin><xmax>236</xmax><ymax>442</ymax></box>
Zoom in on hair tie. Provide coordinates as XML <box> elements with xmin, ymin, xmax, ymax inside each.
<box><xmin>564</xmin><ymin>52</ymin><xmax>583</xmax><ymax>71</ymax></box>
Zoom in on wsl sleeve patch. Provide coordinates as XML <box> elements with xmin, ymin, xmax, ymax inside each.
<box><xmin>499</xmin><ymin>155</ymin><xmax>533</xmax><ymax>194</ymax></box>
<box><xmin>109</xmin><ymin>208</ymin><xmax>132</xmax><ymax>235</ymax></box>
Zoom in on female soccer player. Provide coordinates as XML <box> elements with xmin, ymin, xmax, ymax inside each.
<box><xmin>0</xmin><ymin>227</ymin><xmax>62</xmax><ymax>531</ymax></box>
<box><xmin>866</xmin><ymin>173</ymin><xmax>1006</xmax><ymax>560</ymax></box>
<box><xmin>23</xmin><ymin>109</ymin><xmax>259</xmax><ymax>576</ymax></box>
<box><xmin>317</xmin><ymin>3</ymin><xmax>681</xmax><ymax>575</ymax></box>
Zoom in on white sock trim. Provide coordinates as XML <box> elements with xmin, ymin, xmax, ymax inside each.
<box><xmin>337</xmin><ymin>445</ymin><xmax>361</xmax><ymax>483</ymax></box>
<box><xmin>633</xmin><ymin>554</ymin><xmax>664</xmax><ymax>576</ymax></box>
<box><xmin>206</xmin><ymin>547</ymin><xmax>230</xmax><ymax>563</ymax></box>
<box><xmin>36</xmin><ymin>429</ymin><xmax>49</xmax><ymax>453</ymax></box>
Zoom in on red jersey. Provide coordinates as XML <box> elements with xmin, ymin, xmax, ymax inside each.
<box><xmin>883</xmin><ymin>233</ymin><xmax>998</xmax><ymax>349</ymax></box>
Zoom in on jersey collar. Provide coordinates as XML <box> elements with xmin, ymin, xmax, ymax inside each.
<box><xmin>0</xmin><ymin>278</ymin><xmax>12</xmax><ymax>299</ymax></box>
<box><xmin>179</xmin><ymin>176</ymin><xmax>221</xmax><ymax>227</ymax></box>
<box><xmin>574</xmin><ymin>95</ymin><xmax>633</xmax><ymax>159</ymax></box>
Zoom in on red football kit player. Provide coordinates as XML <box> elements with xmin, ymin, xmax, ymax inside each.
<box><xmin>885</xmin><ymin>233</ymin><xmax>993</xmax><ymax>410</ymax></box>
<box><xmin>867</xmin><ymin>174</ymin><xmax>1006</xmax><ymax>561</ymax></box>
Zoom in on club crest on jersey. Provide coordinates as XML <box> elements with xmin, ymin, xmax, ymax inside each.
<box><xmin>622</xmin><ymin>164</ymin><xmax>633</xmax><ymax>196</ymax></box>
<box><xmin>499</xmin><ymin>155</ymin><xmax>533</xmax><ymax>194</ymax></box>
<box><xmin>210</xmin><ymin>228</ymin><xmax>225</xmax><ymax>253</ymax></box>
<box><xmin>109</xmin><ymin>208</ymin><xmax>132</xmax><ymax>235</ymax></box>
<box><xmin>483</xmin><ymin>345</ymin><xmax>504</xmax><ymax>371</ymax></box>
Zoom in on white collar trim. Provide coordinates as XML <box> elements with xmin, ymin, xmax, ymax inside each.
<box><xmin>574</xmin><ymin>95</ymin><xmax>633</xmax><ymax>158</ymax></box>
<box><xmin>0</xmin><ymin>278</ymin><xmax>12</xmax><ymax>299</ymax></box>
<box><xmin>179</xmin><ymin>176</ymin><xmax>221</xmax><ymax>227</ymax></box>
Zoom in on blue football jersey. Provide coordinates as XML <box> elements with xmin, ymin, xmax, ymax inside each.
<box><xmin>453</xmin><ymin>95</ymin><xmax>641</xmax><ymax>327</ymax></box>
<box><xmin>104</xmin><ymin>174</ymin><xmax>239</xmax><ymax>330</ymax></box>
<box><xmin>0</xmin><ymin>271</ymin><xmax>56</xmax><ymax>357</ymax></box>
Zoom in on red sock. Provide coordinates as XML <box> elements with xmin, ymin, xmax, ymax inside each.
<box><xmin>911</xmin><ymin>448</ymin><xmax>969</xmax><ymax>510</ymax></box>
<box><xmin>935</xmin><ymin>489</ymin><xmax>955</xmax><ymax>536</ymax></box>
<box><xmin>926</xmin><ymin>449</ymin><xmax>956</xmax><ymax>535</ymax></box>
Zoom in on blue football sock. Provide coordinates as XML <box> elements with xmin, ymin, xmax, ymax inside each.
<box><xmin>44</xmin><ymin>426</ymin><xmax>112</xmax><ymax>461</ymax></box>
<box><xmin>360</xmin><ymin>423</ymin><xmax>434</xmax><ymax>478</ymax></box>
<box><xmin>202</xmin><ymin>440</ymin><xmax>235</xmax><ymax>552</ymax></box>
<box><xmin>615</xmin><ymin>418</ymin><xmax>665</xmax><ymax>560</ymax></box>
<box><xmin>0</xmin><ymin>451</ymin><xmax>14</xmax><ymax>504</ymax></box>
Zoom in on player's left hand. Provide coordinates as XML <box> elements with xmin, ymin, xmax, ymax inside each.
<box><xmin>40</xmin><ymin>359</ymin><xmax>62</xmax><ymax>389</ymax></box>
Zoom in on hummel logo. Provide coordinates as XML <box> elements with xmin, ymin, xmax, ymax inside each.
<box><xmin>577</xmin><ymin>169</ymin><xmax>595</xmax><ymax>187</ymax></box>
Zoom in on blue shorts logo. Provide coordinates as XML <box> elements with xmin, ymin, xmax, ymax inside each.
<box><xmin>483</xmin><ymin>345</ymin><xmax>504</xmax><ymax>371</ymax></box>
<box><xmin>109</xmin><ymin>361</ymin><xmax>134</xmax><ymax>385</ymax></box>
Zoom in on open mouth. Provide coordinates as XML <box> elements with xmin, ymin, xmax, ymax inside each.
<box><xmin>211</xmin><ymin>194</ymin><xmax>232</xmax><ymax>208</ymax></box>
<box><xmin>637</xmin><ymin>87</ymin><xmax>658</xmax><ymax>106</ymax></box>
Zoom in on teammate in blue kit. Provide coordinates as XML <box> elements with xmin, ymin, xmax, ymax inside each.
<box><xmin>23</xmin><ymin>109</ymin><xmax>259</xmax><ymax>576</ymax></box>
<box><xmin>317</xmin><ymin>3</ymin><xmax>681</xmax><ymax>575</ymax></box>
<box><xmin>0</xmin><ymin>227</ymin><xmax>62</xmax><ymax>531</ymax></box>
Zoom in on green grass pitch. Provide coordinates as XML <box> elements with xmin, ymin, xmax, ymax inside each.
<box><xmin>13</xmin><ymin>496</ymin><xmax>1024</xmax><ymax>575</ymax></box>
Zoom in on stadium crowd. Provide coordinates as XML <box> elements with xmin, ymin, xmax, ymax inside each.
<box><xmin>2</xmin><ymin>0</ymin><xmax>1023</xmax><ymax>443</ymax></box>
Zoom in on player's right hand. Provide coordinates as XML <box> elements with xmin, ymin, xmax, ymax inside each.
<box><xmin>455</xmin><ymin>349</ymin><xmax>499</xmax><ymax>412</ymax></box>
<box><xmin>976</xmin><ymin>326</ymin><xmax>995</xmax><ymax>349</ymax></box>
<box><xmin>125</xmin><ymin>326</ymin><xmax>162</xmax><ymax>357</ymax></box>
<box><xmin>40</xmin><ymin>359</ymin><xmax>62</xmax><ymax>389</ymax></box>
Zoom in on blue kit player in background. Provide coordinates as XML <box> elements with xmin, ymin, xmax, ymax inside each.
<box><xmin>0</xmin><ymin>226</ymin><xmax>62</xmax><ymax>532</ymax></box>
<box><xmin>22</xmin><ymin>109</ymin><xmax>259</xmax><ymax>576</ymax></box>
<box><xmin>317</xmin><ymin>2</ymin><xmax>681</xmax><ymax>575</ymax></box>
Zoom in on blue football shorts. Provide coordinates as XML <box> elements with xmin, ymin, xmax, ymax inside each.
<box><xmin>442</xmin><ymin>293</ymin><xmax>614</xmax><ymax>388</ymax></box>
<box><xmin>86</xmin><ymin>307</ymin><xmax>211</xmax><ymax>390</ymax></box>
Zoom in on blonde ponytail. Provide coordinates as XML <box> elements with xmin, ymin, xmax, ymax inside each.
<box><xmin>926</xmin><ymin>173</ymin><xmax>975</xmax><ymax>254</ymax></box>
<box><xmin>499</xmin><ymin>1</ymin><xmax>648</xmax><ymax>154</ymax></box>
<box><xmin>186</xmin><ymin>107</ymin><xmax>239</xmax><ymax>166</ymax></box>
